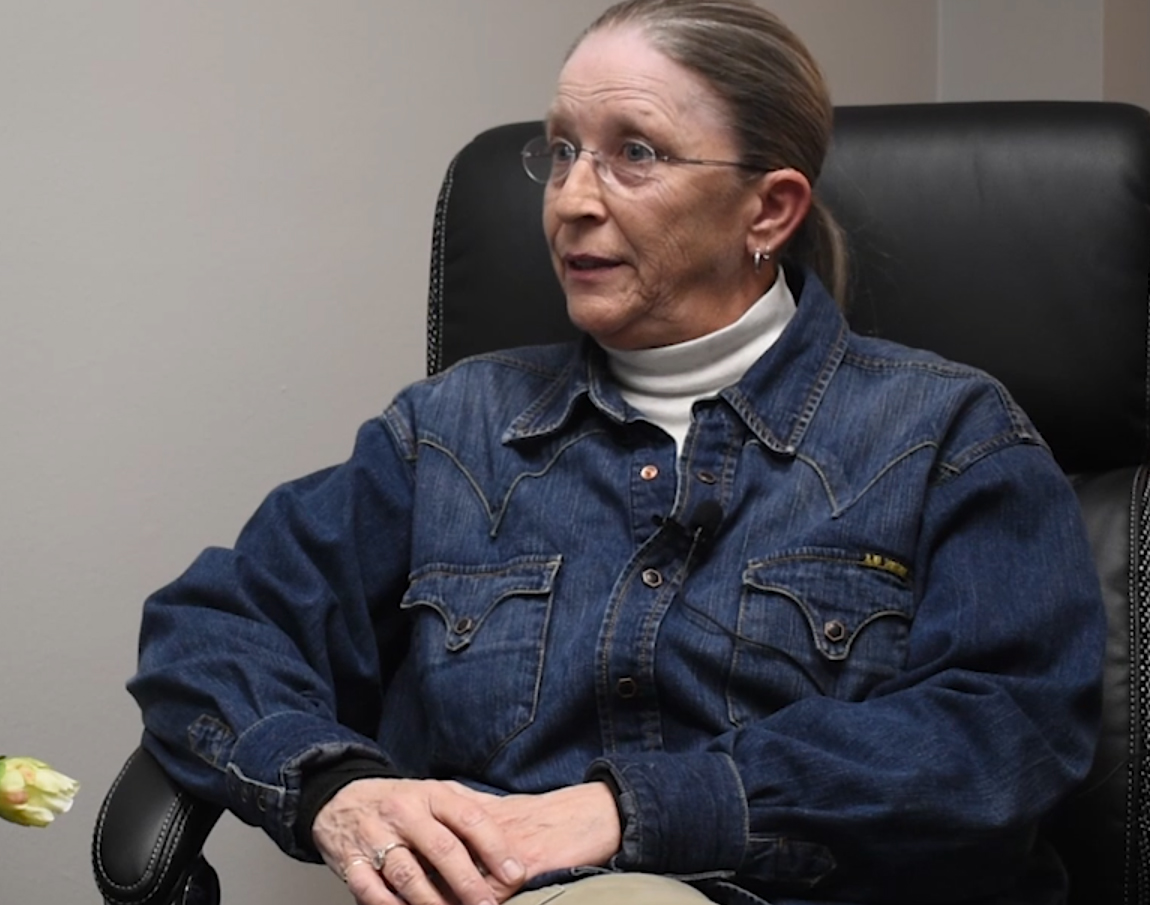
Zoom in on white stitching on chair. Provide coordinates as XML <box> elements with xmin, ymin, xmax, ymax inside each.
<box><xmin>93</xmin><ymin>749</ymin><xmax>187</xmax><ymax>905</ymax></box>
<box><xmin>427</xmin><ymin>154</ymin><xmax>459</xmax><ymax>376</ymax></box>
<box><xmin>1125</xmin><ymin>471</ymin><xmax>1137</xmax><ymax>905</ymax></box>
<box><xmin>1126</xmin><ymin>464</ymin><xmax>1150</xmax><ymax>905</ymax></box>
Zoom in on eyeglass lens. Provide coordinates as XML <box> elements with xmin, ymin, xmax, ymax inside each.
<box><xmin>521</xmin><ymin>137</ymin><xmax>648</xmax><ymax>186</ymax></box>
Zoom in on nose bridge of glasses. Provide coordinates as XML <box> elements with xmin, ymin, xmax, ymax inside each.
<box><xmin>561</xmin><ymin>145</ymin><xmax>612</xmax><ymax>184</ymax></box>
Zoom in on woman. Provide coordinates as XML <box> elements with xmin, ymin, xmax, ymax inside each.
<box><xmin>130</xmin><ymin>2</ymin><xmax>1105</xmax><ymax>904</ymax></box>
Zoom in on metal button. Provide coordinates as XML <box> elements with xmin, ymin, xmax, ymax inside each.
<box><xmin>641</xmin><ymin>568</ymin><xmax>663</xmax><ymax>588</ymax></box>
<box><xmin>454</xmin><ymin>616</ymin><xmax>475</xmax><ymax>635</ymax></box>
<box><xmin>640</xmin><ymin>464</ymin><xmax>659</xmax><ymax>481</ymax></box>
<box><xmin>823</xmin><ymin>620</ymin><xmax>847</xmax><ymax>643</ymax></box>
<box><xmin>616</xmin><ymin>677</ymin><xmax>638</xmax><ymax>699</ymax></box>
<box><xmin>696</xmin><ymin>470</ymin><xmax>718</xmax><ymax>485</ymax></box>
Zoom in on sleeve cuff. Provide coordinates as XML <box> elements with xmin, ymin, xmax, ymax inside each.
<box><xmin>586</xmin><ymin>750</ymin><xmax>748</xmax><ymax>875</ymax></box>
<box><xmin>221</xmin><ymin>711</ymin><xmax>395</xmax><ymax>859</ymax></box>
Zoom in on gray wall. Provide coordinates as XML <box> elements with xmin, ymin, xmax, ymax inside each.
<box><xmin>767</xmin><ymin>0</ymin><xmax>940</xmax><ymax>104</ymax></box>
<box><xmin>1104</xmin><ymin>0</ymin><xmax>1150</xmax><ymax>109</ymax></box>
<box><xmin>940</xmin><ymin>0</ymin><xmax>1106</xmax><ymax>100</ymax></box>
<box><xmin>1</xmin><ymin>3</ymin><xmax>1145</xmax><ymax>904</ymax></box>
<box><xmin>937</xmin><ymin>0</ymin><xmax>1150</xmax><ymax>105</ymax></box>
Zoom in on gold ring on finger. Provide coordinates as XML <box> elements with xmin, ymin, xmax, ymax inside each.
<box><xmin>340</xmin><ymin>855</ymin><xmax>373</xmax><ymax>883</ymax></box>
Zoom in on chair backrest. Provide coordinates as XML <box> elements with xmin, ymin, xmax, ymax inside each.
<box><xmin>428</xmin><ymin>102</ymin><xmax>1150</xmax><ymax>904</ymax></box>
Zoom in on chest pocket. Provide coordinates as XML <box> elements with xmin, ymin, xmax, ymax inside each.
<box><xmin>727</xmin><ymin>549</ymin><xmax>914</xmax><ymax>726</ymax></box>
<box><xmin>399</xmin><ymin>554</ymin><xmax>560</xmax><ymax>773</ymax></box>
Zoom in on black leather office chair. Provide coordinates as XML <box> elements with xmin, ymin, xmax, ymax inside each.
<box><xmin>94</xmin><ymin>101</ymin><xmax>1150</xmax><ymax>905</ymax></box>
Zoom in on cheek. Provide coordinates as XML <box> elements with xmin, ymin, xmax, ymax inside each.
<box><xmin>674</xmin><ymin>191</ymin><xmax>746</xmax><ymax>265</ymax></box>
<box><xmin>542</xmin><ymin>193</ymin><xmax>558</xmax><ymax>243</ymax></box>
<box><xmin>629</xmin><ymin>200</ymin><xmax>714</xmax><ymax>276</ymax></box>
<box><xmin>619</xmin><ymin>191</ymin><xmax>682</xmax><ymax>260</ymax></box>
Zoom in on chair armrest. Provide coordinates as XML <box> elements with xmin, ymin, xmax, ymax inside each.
<box><xmin>92</xmin><ymin>746</ymin><xmax>224</xmax><ymax>905</ymax></box>
<box><xmin>1046</xmin><ymin>465</ymin><xmax>1149</xmax><ymax>904</ymax></box>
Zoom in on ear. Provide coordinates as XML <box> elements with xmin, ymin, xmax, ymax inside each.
<box><xmin>744</xmin><ymin>168</ymin><xmax>813</xmax><ymax>258</ymax></box>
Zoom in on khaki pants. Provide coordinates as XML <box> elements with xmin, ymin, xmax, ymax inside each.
<box><xmin>507</xmin><ymin>874</ymin><xmax>714</xmax><ymax>904</ymax></box>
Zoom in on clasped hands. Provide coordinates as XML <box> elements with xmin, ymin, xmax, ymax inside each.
<box><xmin>313</xmin><ymin>778</ymin><xmax>622</xmax><ymax>905</ymax></box>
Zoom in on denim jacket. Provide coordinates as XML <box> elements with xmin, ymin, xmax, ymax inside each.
<box><xmin>130</xmin><ymin>270</ymin><xmax>1104</xmax><ymax>905</ymax></box>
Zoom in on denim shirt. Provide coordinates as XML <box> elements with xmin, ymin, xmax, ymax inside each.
<box><xmin>130</xmin><ymin>270</ymin><xmax>1104</xmax><ymax>905</ymax></box>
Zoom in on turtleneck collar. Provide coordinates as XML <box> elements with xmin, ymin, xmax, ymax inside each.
<box><xmin>603</xmin><ymin>269</ymin><xmax>797</xmax><ymax>453</ymax></box>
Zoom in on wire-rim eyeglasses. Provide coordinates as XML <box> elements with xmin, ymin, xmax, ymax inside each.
<box><xmin>520</xmin><ymin>135</ymin><xmax>764</xmax><ymax>188</ymax></box>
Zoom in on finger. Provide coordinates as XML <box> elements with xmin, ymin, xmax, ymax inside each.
<box><xmin>441</xmin><ymin>781</ymin><xmax>499</xmax><ymax>803</ymax></box>
<box><xmin>399</xmin><ymin>822</ymin><xmax>502</xmax><ymax>905</ymax></box>
<box><xmin>379</xmin><ymin>843</ymin><xmax>469</xmax><ymax>905</ymax></box>
<box><xmin>343</xmin><ymin>859</ymin><xmax>407</xmax><ymax>905</ymax></box>
<box><xmin>431</xmin><ymin>791</ymin><xmax>525</xmax><ymax>889</ymax></box>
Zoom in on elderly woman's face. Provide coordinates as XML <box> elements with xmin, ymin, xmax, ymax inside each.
<box><xmin>544</xmin><ymin>27</ymin><xmax>764</xmax><ymax>350</ymax></box>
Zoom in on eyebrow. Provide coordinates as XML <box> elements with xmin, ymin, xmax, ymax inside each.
<box><xmin>543</xmin><ymin>105</ymin><xmax>661</xmax><ymax>142</ymax></box>
<box><xmin>543</xmin><ymin>105</ymin><xmax>568</xmax><ymax>133</ymax></box>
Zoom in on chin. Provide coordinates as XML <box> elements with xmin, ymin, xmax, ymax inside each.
<box><xmin>566</xmin><ymin>294</ymin><xmax>622</xmax><ymax>342</ymax></box>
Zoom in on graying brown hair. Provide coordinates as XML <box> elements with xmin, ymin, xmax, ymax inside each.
<box><xmin>575</xmin><ymin>0</ymin><xmax>848</xmax><ymax>303</ymax></box>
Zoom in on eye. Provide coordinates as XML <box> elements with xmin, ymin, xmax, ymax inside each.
<box><xmin>550</xmin><ymin>139</ymin><xmax>577</xmax><ymax>163</ymax></box>
<box><xmin>620</xmin><ymin>140</ymin><xmax>658</xmax><ymax>164</ymax></box>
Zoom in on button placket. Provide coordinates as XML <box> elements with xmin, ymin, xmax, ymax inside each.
<box><xmin>604</xmin><ymin>444</ymin><xmax>681</xmax><ymax>748</ymax></box>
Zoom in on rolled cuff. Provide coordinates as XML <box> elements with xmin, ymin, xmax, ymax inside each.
<box><xmin>586</xmin><ymin>751</ymin><xmax>748</xmax><ymax>875</ymax></box>
<box><xmin>218</xmin><ymin>711</ymin><xmax>392</xmax><ymax>859</ymax></box>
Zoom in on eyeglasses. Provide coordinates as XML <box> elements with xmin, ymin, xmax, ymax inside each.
<box><xmin>520</xmin><ymin>135</ymin><xmax>763</xmax><ymax>189</ymax></box>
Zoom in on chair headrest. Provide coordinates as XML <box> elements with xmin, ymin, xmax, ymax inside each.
<box><xmin>429</xmin><ymin>102</ymin><xmax>1150</xmax><ymax>473</ymax></box>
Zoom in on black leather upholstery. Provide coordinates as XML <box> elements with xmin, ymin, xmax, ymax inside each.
<box><xmin>93</xmin><ymin>748</ymin><xmax>222</xmax><ymax>905</ymax></box>
<box><xmin>1051</xmin><ymin>466</ymin><xmax>1150</xmax><ymax>905</ymax></box>
<box><xmin>823</xmin><ymin>103</ymin><xmax>1150</xmax><ymax>474</ymax></box>
<box><xmin>95</xmin><ymin>101</ymin><xmax>1150</xmax><ymax>905</ymax></box>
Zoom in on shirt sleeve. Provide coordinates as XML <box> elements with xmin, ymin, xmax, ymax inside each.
<box><xmin>588</xmin><ymin>441</ymin><xmax>1106</xmax><ymax>900</ymax></box>
<box><xmin>129</xmin><ymin>411</ymin><xmax>417</xmax><ymax>860</ymax></box>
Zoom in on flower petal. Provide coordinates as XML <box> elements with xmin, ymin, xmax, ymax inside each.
<box><xmin>0</xmin><ymin>757</ymin><xmax>79</xmax><ymax>826</ymax></box>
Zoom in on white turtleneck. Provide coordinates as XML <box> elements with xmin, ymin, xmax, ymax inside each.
<box><xmin>604</xmin><ymin>270</ymin><xmax>797</xmax><ymax>456</ymax></box>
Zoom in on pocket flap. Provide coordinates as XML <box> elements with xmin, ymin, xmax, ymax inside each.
<box><xmin>742</xmin><ymin>548</ymin><xmax>912</xmax><ymax>661</ymax></box>
<box><xmin>400</xmin><ymin>555</ymin><xmax>561</xmax><ymax>652</ymax></box>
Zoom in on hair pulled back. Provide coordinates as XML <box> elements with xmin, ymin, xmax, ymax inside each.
<box><xmin>575</xmin><ymin>0</ymin><xmax>848</xmax><ymax>302</ymax></box>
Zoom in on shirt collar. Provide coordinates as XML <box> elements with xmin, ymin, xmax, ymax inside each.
<box><xmin>502</xmin><ymin>338</ymin><xmax>626</xmax><ymax>443</ymax></box>
<box><xmin>503</xmin><ymin>267</ymin><xmax>848</xmax><ymax>453</ymax></box>
<box><xmin>720</xmin><ymin>268</ymin><xmax>849</xmax><ymax>454</ymax></box>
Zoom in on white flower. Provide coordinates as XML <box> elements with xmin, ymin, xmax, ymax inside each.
<box><xmin>0</xmin><ymin>756</ymin><xmax>80</xmax><ymax>827</ymax></box>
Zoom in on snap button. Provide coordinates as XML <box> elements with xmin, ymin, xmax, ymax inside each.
<box><xmin>640</xmin><ymin>464</ymin><xmax>659</xmax><ymax>481</ymax></box>
<box><xmin>616</xmin><ymin>677</ymin><xmax>638</xmax><ymax>699</ymax></box>
<box><xmin>453</xmin><ymin>616</ymin><xmax>475</xmax><ymax>635</ymax></box>
<box><xmin>823</xmin><ymin>620</ymin><xmax>847</xmax><ymax>643</ymax></box>
<box><xmin>696</xmin><ymin>470</ymin><xmax>717</xmax><ymax>485</ymax></box>
<box><xmin>641</xmin><ymin>568</ymin><xmax>663</xmax><ymax>588</ymax></box>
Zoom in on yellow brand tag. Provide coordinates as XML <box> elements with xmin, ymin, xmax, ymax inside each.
<box><xmin>861</xmin><ymin>553</ymin><xmax>910</xmax><ymax>580</ymax></box>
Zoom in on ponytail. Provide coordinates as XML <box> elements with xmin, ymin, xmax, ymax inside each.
<box><xmin>788</xmin><ymin>194</ymin><xmax>849</xmax><ymax>307</ymax></box>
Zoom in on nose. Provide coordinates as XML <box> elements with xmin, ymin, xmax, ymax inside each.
<box><xmin>549</xmin><ymin>152</ymin><xmax>607</xmax><ymax>222</ymax></box>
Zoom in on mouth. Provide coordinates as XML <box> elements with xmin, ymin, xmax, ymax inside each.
<box><xmin>564</xmin><ymin>254</ymin><xmax>623</xmax><ymax>273</ymax></box>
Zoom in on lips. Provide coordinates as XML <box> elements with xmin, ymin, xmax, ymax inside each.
<box><xmin>565</xmin><ymin>254</ymin><xmax>623</xmax><ymax>274</ymax></box>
